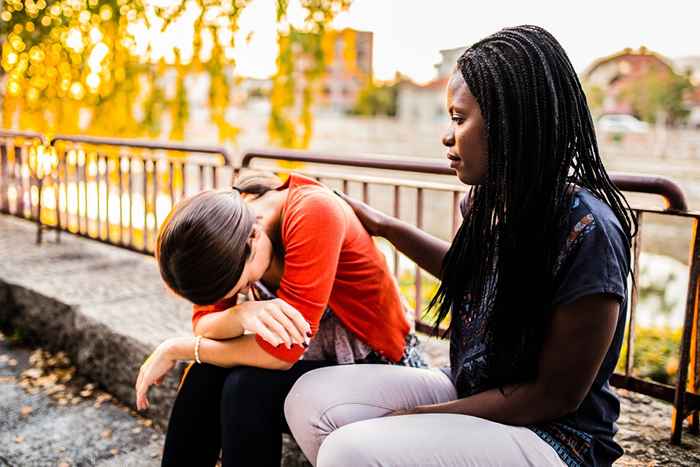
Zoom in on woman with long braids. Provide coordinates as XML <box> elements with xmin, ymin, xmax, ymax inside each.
<box><xmin>285</xmin><ymin>25</ymin><xmax>635</xmax><ymax>466</ymax></box>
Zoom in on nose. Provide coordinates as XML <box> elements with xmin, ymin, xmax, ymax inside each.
<box><xmin>442</xmin><ymin>127</ymin><xmax>455</xmax><ymax>148</ymax></box>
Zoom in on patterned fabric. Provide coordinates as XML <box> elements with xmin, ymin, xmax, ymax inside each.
<box><xmin>448</xmin><ymin>187</ymin><xmax>630</xmax><ymax>467</ymax></box>
<box><xmin>253</xmin><ymin>282</ymin><xmax>426</xmax><ymax>368</ymax></box>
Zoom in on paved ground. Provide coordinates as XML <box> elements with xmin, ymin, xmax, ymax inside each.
<box><xmin>0</xmin><ymin>331</ymin><xmax>163</xmax><ymax>467</ymax></box>
<box><xmin>1</xmin><ymin>214</ymin><xmax>700</xmax><ymax>466</ymax></box>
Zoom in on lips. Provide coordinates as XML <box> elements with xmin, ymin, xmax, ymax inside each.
<box><xmin>447</xmin><ymin>153</ymin><xmax>461</xmax><ymax>169</ymax></box>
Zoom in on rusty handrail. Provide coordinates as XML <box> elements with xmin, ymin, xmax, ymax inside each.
<box><xmin>0</xmin><ymin>129</ymin><xmax>48</xmax><ymax>145</ymax></box>
<box><xmin>241</xmin><ymin>148</ymin><xmax>455</xmax><ymax>175</ymax></box>
<box><xmin>612</xmin><ymin>173</ymin><xmax>688</xmax><ymax>212</ymax></box>
<box><xmin>51</xmin><ymin>134</ymin><xmax>234</xmax><ymax>165</ymax></box>
<box><xmin>241</xmin><ymin>149</ymin><xmax>689</xmax><ymax>213</ymax></box>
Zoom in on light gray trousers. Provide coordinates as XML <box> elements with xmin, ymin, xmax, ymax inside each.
<box><xmin>284</xmin><ymin>364</ymin><xmax>567</xmax><ymax>467</ymax></box>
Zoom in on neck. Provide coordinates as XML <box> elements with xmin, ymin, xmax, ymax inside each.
<box><xmin>246</xmin><ymin>189</ymin><xmax>286</xmax><ymax>242</ymax></box>
<box><xmin>247</xmin><ymin>189</ymin><xmax>288</xmax><ymax>290</ymax></box>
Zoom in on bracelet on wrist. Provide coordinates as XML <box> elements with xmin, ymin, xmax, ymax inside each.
<box><xmin>194</xmin><ymin>336</ymin><xmax>202</xmax><ymax>364</ymax></box>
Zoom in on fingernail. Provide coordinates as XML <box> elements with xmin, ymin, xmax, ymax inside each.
<box><xmin>302</xmin><ymin>342</ymin><xmax>309</xmax><ymax>348</ymax></box>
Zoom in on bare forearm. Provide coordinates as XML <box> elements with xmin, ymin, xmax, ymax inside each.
<box><xmin>166</xmin><ymin>335</ymin><xmax>292</xmax><ymax>370</ymax></box>
<box><xmin>193</xmin><ymin>308</ymin><xmax>244</xmax><ymax>339</ymax></box>
<box><xmin>415</xmin><ymin>383</ymin><xmax>571</xmax><ymax>426</ymax></box>
<box><xmin>381</xmin><ymin>217</ymin><xmax>450</xmax><ymax>278</ymax></box>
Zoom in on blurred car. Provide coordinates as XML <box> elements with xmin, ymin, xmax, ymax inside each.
<box><xmin>597</xmin><ymin>114</ymin><xmax>650</xmax><ymax>134</ymax></box>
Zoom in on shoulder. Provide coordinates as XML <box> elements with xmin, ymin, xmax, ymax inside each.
<box><xmin>552</xmin><ymin>188</ymin><xmax>632</xmax><ymax>306</ymax></box>
<box><xmin>562</xmin><ymin>188</ymin><xmax>630</xmax><ymax>256</ymax></box>
<box><xmin>283</xmin><ymin>181</ymin><xmax>347</xmax><ymax>240</ymax></box>
<box><xmin>287</xmin><ymin>183</ymin><xmax>345</xmax><ymax>218</ymax></box>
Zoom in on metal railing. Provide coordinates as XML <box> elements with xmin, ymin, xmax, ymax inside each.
<box><xmin>0</xmin><ymin>130</ymin><xmax>699</xmax><ymax>445</ymax></box>
<box><xmin>0</xmin><ymin>131</ymin><xmax>234</xmax><ymax>254</ymax></box>
<box><xmin>240</xmin><ymin>148</ymin><xmax>700</xmax><ymax>446</ymax></box>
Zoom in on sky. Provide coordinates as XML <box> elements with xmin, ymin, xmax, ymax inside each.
<box><xmin>139</xmin><ymin>0</ymin><xmax>700</xmax><ymax>84</ymax></box>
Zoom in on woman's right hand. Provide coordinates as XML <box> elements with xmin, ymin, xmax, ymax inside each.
<box><xmin>334</xmin><ymin>190</ymin><xmax>391</xmax><ymax>237</ymax></box>
<box><xmin>237</xmin><ymin>298</ymin><xmax>311</xmax><ymax>349</ymax></box>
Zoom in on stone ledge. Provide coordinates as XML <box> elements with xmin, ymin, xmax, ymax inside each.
<box><xmin>0</xmin><ymin>215</ymin><xmax>311</xmax><ymax>466</ymax></box>
<box><xmin>0</xmin><ymin>217</ymin><xmax>189</xmax><ymax>425</ymax></box>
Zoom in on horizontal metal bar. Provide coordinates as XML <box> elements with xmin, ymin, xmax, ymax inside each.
<box><xmin>268</xmin><ymin>167</ymin><xmax>467</xmax><ymax>192</ymax></box>
<box><xmin>0</xmin><ymin>130</ymin><xmax>48</xmax><ymax>145</ymax></box>
<box><xmin>241</xmin><ymin>150</ymin><xmax>689</xmax><ymax>213</ymax></box>
<box><xmin>242</xmin><ymin>148</ymin><xmax>455</xmax><ymax>175</ymax></box>
<box><xmin>610</xmin><ymin>373</ymin><xmax>700</xmax><ymax>411</ymax></box>
<box><xmin>612</xmin><ymin>173</ymin><xmax>688</xmax><ymax>213</ymax></box>
<box><xmin>51</xmin><ymin>134</ymin><xmax>233</xmax><ymax>165</ymax></box>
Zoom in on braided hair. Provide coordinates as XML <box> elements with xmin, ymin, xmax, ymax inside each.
<box><xmin>429</xmin><ymin>25</ymin><xmax>636</xmax><ymax>387</ymax></box>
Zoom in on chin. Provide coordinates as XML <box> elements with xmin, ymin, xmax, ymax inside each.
<box><xmin>457</xmin><ymin>171</ymin><xmax>475</xmax><ymax>185</ymax></box>
<box><xmin>456</xmin><ymin>168</ymin><xmax>485</xmax><ymax>186</ymax></box>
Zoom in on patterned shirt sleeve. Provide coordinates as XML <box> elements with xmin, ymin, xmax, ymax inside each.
<box><xmin>552</xmin><ymin>209</ymin><xmax>630</xmax><ymax>307</ymax></box>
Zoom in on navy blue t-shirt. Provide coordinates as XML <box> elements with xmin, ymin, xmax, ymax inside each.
<box><xmin>449</xmin><ymin>187</ymin><xmax>630</xmax><ymax>467</ymax></box>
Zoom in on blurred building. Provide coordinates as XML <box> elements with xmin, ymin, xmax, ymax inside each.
<box><xmin>582</xmin><ymin>47</ymin><xmax>676</xmax><ymax>115</ymax></box>
<box><xmin>434</xmin><ymin>46</ymin><xmax>467</xmax><ymax>79</ymax></box>
<box><xmin>318</xmin><ymin>28</ymin><xmax>373</xmax><ymax>113</ymax></box>
<box><xmin>674</xmin><ymin>56</ymin><xmax>700</xmax><ymax>128</ymax></box>
<box><xmin>396</xmin><ymin>46</ymin><xmax>466</xmax><ymax>122</ymax></box>
<box><xmin>397</xmin><ymin>77</ymin><xmax>447</xmax><ymax>123</ymax></box>
<box><xmin>673</xmin><ymin>56</ymin><xmax>700</xmax><ymax>85</ymax></box>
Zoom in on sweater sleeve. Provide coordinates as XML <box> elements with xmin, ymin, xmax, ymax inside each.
<box><xmin>191</xmin><ymin>295</ymin><xmax>239</xmax><ymax>330</ymax></box>
<box><xmin>255</xmin><ymin>191</ymin><xmax>346</xmax><ymax>362</ymax></box>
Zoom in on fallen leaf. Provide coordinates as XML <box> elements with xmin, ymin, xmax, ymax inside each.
<box><xmin>8</xmin><ymin>358</ymin><xmax>17</xmax><ymax>367</ymax></box>
<box><xmin>110</xmin><ymin>448</ymin><xmax>119</xmax><ymax>456</ymax></box>
<box><xmin>58</xmin><ymin>462</ymin><xmax>70</xmax><ymax>467</ymax></box>
<box><xmin>79</xmin><ymin>390</ymin><xmax>93</xmax><ymax>398</ymax></box>
<box><xmin>0</xmin><ymin>376</ymin><xmax>16</xmax><ymax>384</ymax></box>
<box><xmin>20</xmin><ymin>406</ymin><xmax>33</xmax><ymax>417</ymax></box>
<box><xmin>100</xmin><ymin>429</ymin><xmax>112</xmax><ymax>439</ymax></box>
<box><xmin>15</xmin><ymin>436</ymin><xmax>24</xmax><ymax>444</ymax></box>
<box><xmin>131</xmin><ymin>427</ymin><xmax>142</xmax><ymax>434</ymax></box>
<box><xmin>58</xmin><ymin>398</ymin><xmax>68</xmax><ymax>406</ymax></box>
<box><xmin>142</xmin><ymin>419</ymin><xmax>153</xmax><ymax>428</ymax></box>
<box><xmin>96</xmin><ymin>394</ymin><xmax>112</xmax><ymax>404</ymax></box>
<box><xmin>22</xmin><ymin>368</ymin><xmax>42</xmax><ymax>379</ymax></box>
<box><xmin>46</xmin><ymin>384</ymin><xmax>65</xmax><ymax>396</ymax></box>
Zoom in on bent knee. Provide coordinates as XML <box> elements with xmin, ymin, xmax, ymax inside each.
<box><xmin>221</xmin><ymin>366</ymin><xmax>268</xmax><ymax>409</ymax></box>
<box><xmin>284</xmin><ymin>367</ymin><xmax>330</xmax><ymax>431</ymax></box>
<box><xmin>316</xmin><ymin>423</ymin><xmax>379</xmax><ymax>467</ymax></box>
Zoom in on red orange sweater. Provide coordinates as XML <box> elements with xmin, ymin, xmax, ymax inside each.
<box><xmin>192</xmin><ymin>174</ymin><xmax>409</xmax><ymax>363</ymax></box>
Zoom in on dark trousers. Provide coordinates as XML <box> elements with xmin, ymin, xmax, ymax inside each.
<box><xmin>161</xmin><ymin>360</ymin><xmax>332</xmax><ymax>467</ymax></box>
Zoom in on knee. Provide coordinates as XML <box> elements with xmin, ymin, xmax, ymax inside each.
<box><xmin>284</xmin><ymin>368</ymin><xmax>330</xmax><ymax>434</ymax></box>
<box><xmin>316</xmin><ymin>424</ymin><xmax>375</xmax><ymax>467</ymax></box>
<box><xmin>220</xmin><ymin>366</ymin><xmax>265</xmax><ymax>413</ymax></box>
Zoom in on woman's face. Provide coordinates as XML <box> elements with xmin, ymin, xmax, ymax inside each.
<box><xmin>222</xmin><ymin>223</ymin><xmax>273</xmax><ymax>299</ymax></box>
<box><xmin>442</xmin><ymin>72</ymin><xmax>488</xmax><ymax>185</ymax></box>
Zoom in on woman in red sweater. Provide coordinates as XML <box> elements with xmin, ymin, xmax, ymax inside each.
<box><xmin>135</xmin><ymin>173</ymin><xmax>423</xmax><ymax>467</ymax></box>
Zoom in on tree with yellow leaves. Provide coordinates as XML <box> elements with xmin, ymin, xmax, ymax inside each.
<box><xmin>1</xmin><ymin>0</ymin><xmax>352</xmax><ymax>148</ymax></box>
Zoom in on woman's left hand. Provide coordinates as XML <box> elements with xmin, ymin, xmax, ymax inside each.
<box><xmin>135</xmin><ymin>339</ymin><xmax>181</xmax><ymax>411</ymax></box>
<box><xmin>386</xmin><ymin>407</ymin><xmax>420</xmax><ymax>417</ymax></box>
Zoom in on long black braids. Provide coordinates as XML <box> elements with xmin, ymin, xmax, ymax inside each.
<box><xmin>429</xmin><ymin>25</ymin><xmax>637</xmax><ymax>388</ymax></box>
